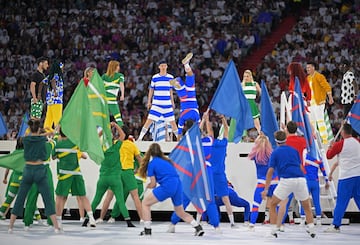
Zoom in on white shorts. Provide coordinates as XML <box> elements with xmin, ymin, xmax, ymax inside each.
<box><xmin>148</xmin><ymin>104</ymin><xmax>175</xmax><ymax>122</ymax></box>
<box><xmin>273</xmin><ymin>178</ymin><xmax>309</xmax><ymax>201</ymax></box>
<box><xmin>309</xmin><ymin>104</ymin><xmax>325</xmax><ymax>122</ymax></box>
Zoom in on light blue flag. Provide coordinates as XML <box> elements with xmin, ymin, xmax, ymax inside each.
<box><xmin>260</xmin><ymin>80</ymin><xmax>279</xmax><ymax>148</ymax></box>
<box><xmin>347</xmin><ymin>93</ymin><xmax>360</xmax><ymax>135</ymax></box>
<box><xmin>209</xmin><ymin>60</ymin><xmax>253</xmax><ymax>143</ymax></box>
<box><xmin>0</xmin><ymin>112</ymin><xmax>8</xmax><ymax>137</ymax></box>
<box><xmin>17</xmin><ymin>112</ymin><xmax>29</xmax><ymax>138</ymax></box>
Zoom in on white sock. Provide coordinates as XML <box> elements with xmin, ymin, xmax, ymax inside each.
<box><xmin>184</xmin><ymin>63</ymin><xmax>191</xmax><ymax>72</ymax></box>
<box><xmin>190</xmin><ymin>219</ymin><xmax>198</xmax><ymax>227</ymax></box>
<box><xmin>139</xmin><ymin>127</ymin><xmax>148</xmax><ymax>140</ymax></box>
<box><xmin>87</xmin><ymin>211</ymin><xmax>95</xmax><ymax>222</ymax></box>
<box><xmin>144</xmin><ymin>221</ymin><xmax>151</xmax><ymax>229</ymax></box>
<box><xmin>265</xmin><ymin>208</ymin><xmax>270</xmax><ymax>221</ymax></box>
<box><xmin>228</xmin><ymin>214</ymin><xmax>234</xmax><ymax>224</ymax></box>
<box><xmin>196</xmin><ymin>213</ymin><xmax>202</xmax><ymax>223</ymax></box>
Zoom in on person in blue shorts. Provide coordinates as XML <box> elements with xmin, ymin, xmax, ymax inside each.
<box><xmin>138</xmin><ymin>143</ymin><xmax>204</xmax><ymax>236</ymax></box>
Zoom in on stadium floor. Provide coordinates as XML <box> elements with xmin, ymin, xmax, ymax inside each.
<box><xmin>1</xmin><ymin>219</ymin><xmax>359</xmax><ymax>245</ymax></box>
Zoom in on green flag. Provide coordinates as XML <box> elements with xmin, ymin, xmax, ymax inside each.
<box><xmin>60</xmin><ymin>69</ymin><xmax>112</xmax><ymax>164</ymax></box>
<box><xmin>0</xmin><ymin>149</ymin><xmax>25</xmax><ymax>173</ymax></box>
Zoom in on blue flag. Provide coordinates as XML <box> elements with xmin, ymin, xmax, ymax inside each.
<box><xmin>347</xmin><ymin>93</ymin><xmax>360</xmax><ymax>135</ymax></box>
<box><xmin>0</xmin><ymin>112</ymin><xmax>7</xmax><ymax>137</ymax></box>
<box><xmin>209</xmin><ymin>60</ymin><xmax>253</xmax><ymax>143</ymax></box>
<box><xmin>292</xmin><ymin>77</ymin><xmax>319</xmax><ymax>159</ymax></box>
<box><xmin>17</xmin><ymin>112</ymin><xmax>29</xmax><ymax>138</ymax></box>
<box><xmin>169</xmin><ymin>124</ymin><xmax>212</xmax><ymax>213</ymax></box>
<box><xmin>260</xmin><ymin>80</ymin><xmax>279</xmax><ymax>148</ymax></box>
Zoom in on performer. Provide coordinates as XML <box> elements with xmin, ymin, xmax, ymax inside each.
<box><xmin>8</xmin><ymin>119</ymin><xmax>60</xmax><ymax>233</ymax></box>
<box><xmin>248</xmin><ymin>133</ymin><xmax>278</xmax><ymax>230</ymax></box>
<box><xmin>262</xmin><ymin>130</ymin><xmax>316</xmax><ymax>238</ymax></box>
<box><xmin>287</xmin><ymin>62</ymin><xmax>311</xmax><ymax>106</ymax></box>
<box><xmin>137</xmin><ymin>60</ymin><xmax>178</xmax><ymax>141</ymax></box>
<box><xmin>138</xmin><ymin>143</ymin><xmax>204</xmax><ymax>236</ymax></box>
<box><xmin>83</xmin><ymin>122</ymin><xmax>135</xmax><ymax>227</ymax></box>
<box><xmin>43</xmin><ymin>60</ymin><xmax>64</xmax><ymax>131</ymax></box>
<box><xmin>53</xmin><ymin>129</ymin><xmax>96</xmax><ymax>229</ymax></box>
<box><xmin>169</xmin><ymin>52</ymin><xmax>200</xmax><ymax>138</ymax></box>
<box><xmin>102</xmin><ymin>60</ymin><xmax>125</xmax><ymax>126</ymax></box>
<box><xmin>325</xmin><ymin>123</ymin><xmax>360</xmax><ymax>232</ymax></box>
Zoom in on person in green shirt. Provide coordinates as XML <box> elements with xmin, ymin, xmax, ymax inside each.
<box><xmin>102</xmin><ymin>60</ymin><xmax>125</xmax><ymax>126</ymax></box>
<box><xmin>53</xmin><ymin>129</ymin><xmax>96</xmax><ymax>229</ymax></box>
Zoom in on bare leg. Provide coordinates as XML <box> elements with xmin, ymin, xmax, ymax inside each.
<box><xmin>76</xmin><ymin>196</ymin><xmax>85</xmax><ymax>220</ymax></box>
<box><xmin>99</xmin><ymin>190</ymin><xmax>114</xmax><ymax>220</ymax></box>
<box><xmin>130</xmin><ymin>189</ymin><xmax>143</xmax><ymax>220</ymax></box>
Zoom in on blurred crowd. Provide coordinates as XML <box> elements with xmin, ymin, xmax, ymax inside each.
<box><xmin>0</xmin><ymin>0</ymin><xmax>358</xmax><ymax>140</ymax></box>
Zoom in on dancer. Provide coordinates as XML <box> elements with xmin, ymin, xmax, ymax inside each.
<box><xmin>102</xmin><ymin>60</ymin><xmax>125</xmax><ymax>126</ymax></box>
<box><xmin>83</xmin><ymin>122</ymin><xmax>135</xmax><ymax>227</ymax></box>
<box><xmin>169</xmin><ymin>52</ymin><xmax>200</xmax><ymax>138</ymax></box>
<box><xmin>168</xmin><ymin>110</ymin><xmax>220</xmax><ymax>233</ymax></box>
<box><xmin>325</xmin><ymin>123</ymin><xmax>360</xmax><ymax>232</ymax></box>
<box><xmin>287</xmin><ymin>62</ymin><xmax>311</xmax><ymax>106</ymax></box>
<box><xmin>53</xmin><ymin>129</ymin><xmax>96</xmax><ymax>229</ymax></box>
<box><xmin>262</xmin><ymin>130</ymin><xmax>316</xmax><ymax>238</ymax></box>
<box><xmin>8</xmin><ymin>119</ymin><xmax>60</xmax><ymax>233</ymax></box>
<box><xmin>43</xmin><ymin>60</ymin><xmax>64</xmax><ymax>132</ymax></box>
<box><xmin>248</xmin><ymin>133</ymin><xmax>278</xmax><ymax>230</ymax></box>
<box><xmin>210</xmin><ymin>114</ymin><xmax>237</xmax><ymax>227</ymax></box>
<box><xmin>137</xmin><ymin>60</ymin><xmax>178</xmax><ymax>141</ymax></box>
<box><xmin>242</xmin><ymin>69</ymin><xmax>261</xmax><ymax>133</ymax></box>
<box><xmin>138</xmin><ymin>143</ymin><xmax>204</xmax><ymax>236</ymax></box>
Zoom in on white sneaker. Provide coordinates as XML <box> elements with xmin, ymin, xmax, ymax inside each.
<box><xmin>243</xmin><ymin>221</ymin><xmax>250</xmax><ymax>227</ymax></box>
<box><xmin>306</xmin><ymin>224</ymin><xmax>316</xmax><ymax>238</ymax></box>
<box><xmin>8</xmin><ymin>228</ymin><xmax>13</xmax><ymax>234</ymax></box>
<box><xmin>248</xmin><ymin>224</ymin><xmax>255</xmax><ymax>232</ymax></box>
<box><xmin>324</xmin><ymin>225</ymin><xmax>340</xmax><ymax>233</ymax></box>
<box><xmin>95</xmin><ymin>218</ymin><xmax>104</xmax><ymax>224</ymax></box>
<box><xmin>214</xmin><ymin>227</ymin><xmax>222</xmax><ymax>234</ymax></box>
<box><xmin>182</xmin><ymin>52</ymin><xmax>193</xmax><ymax>65</ymax></box>
<box><xmin>107</xmin><ymin>217</ymin><xmax>115</xmax><ymax>224</ymax></box>
<box><xmin>270</xmin><ymin>227</ymin><xmax>280</xmax><ymax>238</ymax></box>
<box><xmin>316</xmin><ymin>218</ymin><xmax>322</xmax><ymax>226</ymax></box>
<box><xmin>79</xmin><ymin>217</ymin><xmax>85</xmax><ymax>222</ymax></box>
<box><xmin>167</xmin><ymin>224</ymin><xmax>175</xmax><ymax>233</ymax></box>
<box><xmin>279</xmin><ymin>225</ymin><xmax>285</xmax><ymax>232</ymax></box>
<box><xmin>24</xmin><ymin>226</ymin><xmax>30</xmax><ymax>232</ymax></box>
<box><xmin>89</xmin><ymin>218</ymin><xmax>96</xmax><ymax>228</ymax></box>
<box><xmin>231</xmin><ymin>223</ymin><xmax>238</xmax><ymax>229</ymax></box>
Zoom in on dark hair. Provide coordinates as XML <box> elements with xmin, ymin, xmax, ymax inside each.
<box><xmin>307</xmin><ymin>61</ymin><xmax>317</xmax><ymax>69</ymax></box>
<box><xmin>28</xmin><ymin>119</ymin><xmax>41</xmax><ymax>133</ymax></box>
<box><xmin>36</xmin><ymin>56</ymin><xmax>48</xmax><ymax>65</ymax></box>
<box><xmin>48</xmin><ymin>59</ymin><xmax>63</xmax><ymax>81</ymax></box>
<box><xmin>343</xmin><ymin>123</ymin><xmax>353</xmax><ymax>135</ymax></box>
<box><xmin>274</xmin><ymin>130</ymin><xmax>286</xmax><ymax>143</ymax></box>
<box><xmin>183</xmin><ymin>120</ymin><xmax>195</xmax><ymax>135</ymax></box>
<box><xmin>16</xmin><ymin>137</ymin><xmax>24</xmax><ymax>149</ymax></box>
<box><xmin>59</xmin><ymin>128</ymin><xmax>66</xmax><ymax>137</ymax></box>
<box><xmin>138</xmin><ymin>143</ymin><xmax>172</xmax><ymax>178</ymax></box>
<box><xmin>286</xmin><ymin>121</ymin><xmax>298</xmax><ymax>134</ymax></box>
<box><xmin>121</xmin><ymin>125</ymin><xmax>130</xmax><ymax>139</ymax></box>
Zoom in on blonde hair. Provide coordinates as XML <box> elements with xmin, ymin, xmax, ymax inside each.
<box><xmin>105</xmin><ymin>60</ymin><xmax>120</xmax><ymax>78</ymax></box>
<box><xmin>138</xmin><ymin>143</ymin><xmax>172</xmax><ymax>178</ymax></box>
<box><xmin>242</xmin><ymin>69</ymin><xmax>254</xmax><ymax>87</ymax></box>
<box><xmin>248</xmin><ymin>134</ymin><xmax>272</xmax><ymax>165</ymax></box>
<box><xmin>84</xmin><ymin>67</ymin><xmax>95</xmax><ymax>79</ymax></box>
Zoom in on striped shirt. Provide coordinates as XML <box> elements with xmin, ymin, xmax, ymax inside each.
<box><xmin>150</xmin><ymin>73</ymin><xmax>174</xmax><ymax>107</ymax></box>
<box><xmin>243</xmin><ymin>81</ymin><xmax>257</xmax><ymax>100</ymax></box>
<box><xmin>177</xmin><ymin>75</ymin><xmax>199</xmax><ymax>110</ymax></box>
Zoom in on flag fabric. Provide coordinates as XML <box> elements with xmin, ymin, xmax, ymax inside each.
<box><xmin>150</xmin><ymin>120</ymin><xmax>171</xmax><ymax>142</ymax></box>
<box><xmin>291</xmin><ymin>77</ymin><xmax>319</xmax><ymax>159</ymax></box>
<box><xmin>324</xmin><ymin>110</ymin><xmax>334</xmax><ymax>142</ymax></box>
<box><xmin>0</xmin><ymin>149</ymin><xmax>25</xmax><ymax>172</ymax></box>
<box><xmin>17</xmin><ymin>112</ymin><xmax>29</xmax><ymax>138</ymax></box>
<box><xmin>0</xmin><ymin>112</ymin><xmax>8</xmax><ymax>137</ymax></box>
<box><xmin>260</xmin><ymin>80</ymin><xmax>279</xmax><ymax>148</ymax></box>
<box><xmin>169</xmin><ymin>124</ymin><xmax>212</xmax><ymax>213</ymax></box>
<box><xmin>60</xmin><ymin>69</ymin><xmax>112</xmax><ymax>164</ymax></box>
<box><xmin>209</xmin><ymin>60</ymin><xmax>254</xmax><ymax>143</ymax></box>
<box><xmin>348</xmin><ymin>93</ymin><xmax>360</xmax><ymax>135</ymax></box>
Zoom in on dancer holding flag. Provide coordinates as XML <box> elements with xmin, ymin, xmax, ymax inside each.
<box><xmin>138</xmin><ymin>143</ymin><xmax>204</xmax><ymax>236</ymax></box>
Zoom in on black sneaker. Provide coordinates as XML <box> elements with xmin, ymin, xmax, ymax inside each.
<box><xmin>82</xmin><ymin>217</ymin><xmax>89</xmax><ymax>227</ymax></box>
<box><xmin>194</xmin><ymin>225</ymin><xmax>204</xmax><ymax>236</ymax></box>
<box><xmin>126</xmin><ymin>219</ymin><xmax>136</xmax><ymax>227</ymax></box>
<box><xmin>139</xmin><ymin>228</ymin><xmax>152</xmax><ymax>236</ymax></box>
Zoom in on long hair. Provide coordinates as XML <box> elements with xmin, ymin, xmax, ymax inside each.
<box><xmin>242</xmin><ymin>69</ymin><xmax>254</xmax><ymax>87</ymax></box>
<box><xmin>48</xmin><ymin>59</ymin><xmax>63</xmax><ymax>81</ymax></box>
<box><xmin>28</xmin><ymin>119</ymin><xmax>41</xmax><ymax>134</ymax></box>
<box><xmin>105</xmin><ymin>60</ymin><xmax>120</xmax><ymax>78</ymax></box>
<box><xmin>248</xmin><ymin>134</ymin><xmax>272</xmax><ymax>165</ymax></box>
<box><xmin>138</xmin><ymin>143</ymin><xmax>172</xmax><ymax>178</ymax></box>
<box><xmin>287</xmin><ymin>62</ymin><xmax>307</xmax><ymax>87</ymax></box>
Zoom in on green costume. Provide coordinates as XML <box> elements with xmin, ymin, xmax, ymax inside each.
<box><xmin>102</xmin><ymin>72</ymin><xmax>124</xmax><ymax>126</ymax></box>
<box><xmin>0</xmin><ymin>170</ymin><xmax>22</xmax><ymax>218</ymax></box>
<box><xmin>23</xmin><ymin>141</ymin><xmax>56</xmax><ymax>226</ymax></box>
<box><xmin>90</xmin><ymin>141</ymin><xmax>130</xmax><ymax>220</ymax></box>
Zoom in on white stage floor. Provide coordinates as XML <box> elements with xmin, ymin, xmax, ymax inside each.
<box><xmin>1</xmin><ymin>220</ymin><xmax>359</xmax><ymax>245</ymax></box>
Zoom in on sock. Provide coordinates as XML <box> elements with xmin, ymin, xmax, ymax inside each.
<box><xmin>144</xmin><ymin>221</ymin><xmax>151</xmax><ymax>229</ymax></box>
<box><xmin>172</xmin><ymin>129</ymin><xmax>178</xmax><ymax>140</ymax></box>
<box><xmin>196</xmin><ymin>213</ymin><xmax>202</xmax><ymax>223</ymax></box>
<box><xmin>184</xmin><ymin>63</ymin><xmax>191</xmax><ymax>72</ymax></box>
<box><xmin>190</xmin><ymin>219</ymin><xmax>198</xmax><ymax>227</ymax></box>
<box><xmin>87</xmin><ymin>211</ymin><xmax>95</xmax><ymax>222</ymax></box>
<box><xmin>139</xmin><ymin>127</ymin><xmax>148</xmax><ymax>140</ymax></box>
<box><xmin>228</xmin><ymin>214</ymin><xmax>234</xmax><ymax>224</ymax></box>
<box><xmin>288</xmin><ymin>210</ymin><xmax>294</xmax><ymax>221</ymax></box>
